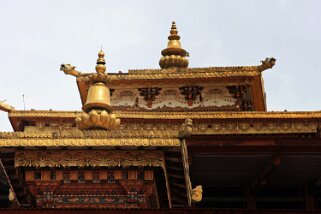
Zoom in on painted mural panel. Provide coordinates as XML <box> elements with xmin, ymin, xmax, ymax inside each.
<box><xmin>110</xmin><ymin>86</ymin><xmax>236</xmax><ymax>110</ymax></box>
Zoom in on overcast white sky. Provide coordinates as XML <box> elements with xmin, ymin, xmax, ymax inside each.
<box><xmin>0</xmin><ymin>0</ymin><xmax>321</xmax><ymax>131</ymax></box>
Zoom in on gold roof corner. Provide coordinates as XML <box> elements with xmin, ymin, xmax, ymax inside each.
<box><xmin>0</xmin><ymin>101</ymin><xmax>15</xmax><ymax>113</ymax></box>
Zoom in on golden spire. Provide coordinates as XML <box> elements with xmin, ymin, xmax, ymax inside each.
<box><xmin>75</xmin><ymin>49</ymin><xmax>120</xmax><ymax>130</ymax></box>
<box><xmin>95</xmin><ymin>49</ymin><xmax>106</xmax><ymax>73</ymax></box>
<box><xmin>159</xmin><ymin>21</ymin><xmax>189</xmax><ymax>69</ymax></box>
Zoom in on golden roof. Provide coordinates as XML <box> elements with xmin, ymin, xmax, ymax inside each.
<box><xmin>1</xmin><ymin>110</ymin><xmax>320</xmax><ymax>147</ymax></box>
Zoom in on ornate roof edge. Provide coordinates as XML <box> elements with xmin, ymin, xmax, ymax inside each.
<box><xmin>74</xmin><ymin>58</ymin><xmax>275</xmax><ymax>82</ymax></box>
<box><xmin>109</xmin><ymin>69</ymin><xmax>261</xmax><ymax>81</ymax></box>
<box><xmin>128</xmin><ymin>66</ymin><xmax>260</xmax><ymax>75</ymax></box>
<box><xmin>8</xmin><ymin>110</ymin><xmax>321</xmax><ymax>120</ymax></box>
<box><xmin>128</xmin><ymin>57</ymin><xmax>275</xmax><ymax>75</ymax></box>
<box><xmin>5</xmin><ymin>110</ymin><xmax>87</xmax><ymax>117</ymax></box>
<box><xmin>0</xmin><ymin>138</ymin><xmax>181</xmax><ymax>147</ymax></box>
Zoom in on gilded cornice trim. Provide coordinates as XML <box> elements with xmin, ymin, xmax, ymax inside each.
<box><xmin>127</xmin><ymin>66</ymin><xmax>261</xmax><ymax>75</ymax></box>
<box><xmin>193</xmin><ymin>121</ymin><xmax>320</xmax><ymax>135</ymax></box>
<box><xmin>0</xmin><ymin>138</ymin><xmax>181</xmax><ymax>147</ymax></box>
<box><xmin>0</xmin><ymin>124</ymin><xmax>181</xmax><ymax>139</ymax></box>
<box><xmin>117</xmin><ymin>111</ymin><xmax>321</xmax><ymax>119</ymax></box>
<box><xmin>8</xmin><ymin>110</ymin><xmax>321</xmax><ymax>120</ymax></box>
<box><xmin>75</xmin><ymin>67</ymin><xmax>264</xmax><ymax>83</ymax></box>
<box><xmin>9</xmin><ymin>110</ymin><xmax>80</xmax><ymax>118</ymax></box>
<box><xmin>108</xmin><ymin>69</ymin><xmax>262</xmax><ymax>81</ymax></box>
<box><xmin>15</xmin><ymin>150</ymin><xmax>165</xmax><ymax>168</ymax></box>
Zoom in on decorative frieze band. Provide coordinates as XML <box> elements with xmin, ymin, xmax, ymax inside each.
<box><xmin>0</xmin><ymin>138</ymin><xmax>181</xmax><ymax>147</ymax></box>
<box><xmin>193</xmin><ymin>121</ymin><xmax>320</xmax><ymax>135</ymax></box>
<box><xmin>15</xmin><ymin>150</ymin><xmax>165</xmax><ymax>168</ymax></box>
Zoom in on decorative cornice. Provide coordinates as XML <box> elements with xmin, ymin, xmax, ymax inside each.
<box><xmin>2</xmin><ymin>112</ymin><xmax>321</xmax><ymax>141</ymax></box>
<box><xmin>109</xmin><ymin>68</ymin><xmax>262</xmax><ymax>81</ymax></box>
<box><xmin>76</xmin><ymin>65</ymin><xmax>270</xmax><ymax>83</ymax></box>
<box><xmin>8</xmin><ymin>110</ymin><xmax>321</xmax><ymax>120</ymax></box>
<box><xmin>127</xmin><ymin>65</ymin><xmax>266</xmax><ymax>75</ymax></box>
<box><xmin>9</xmin><ymin>110</ymin><xmax>80</xmax><ymax>118</ymax></box>
<box><xmin>193</xmin><ymin>121</ymin><xmax>320</xmax><ymax>135</ymax></box>
<box><xmin>0</xmin><ymin>123</ymin><xmax>182</xmax><ymax>139</ymax></box>
<box><xmin>118</xmin><ymin>111</ymin><xmax>321</xmax><ymax>120</ymax></box>
<box><xmin>15</xmin><ymin>150</ymin><xmax>165</xmax><ymax>168</ymax></box>
<box><xmin>0</xmin><ymin>138</ymin><xmax>181</xmax><ymax>147</ymax></box>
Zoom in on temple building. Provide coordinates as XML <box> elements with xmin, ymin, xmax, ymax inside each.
<box><xmin>1</xmin><ymin>22</ymin><xmax>321</xmax><ymax>213</ymax></box>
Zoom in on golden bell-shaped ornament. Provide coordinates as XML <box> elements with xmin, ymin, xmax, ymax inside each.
<box><xmin>82</xmin><ymin>82</ymin><xmax>111</xmax><ymax>113</ymax></box>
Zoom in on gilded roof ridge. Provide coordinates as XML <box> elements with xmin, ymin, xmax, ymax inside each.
<box><xmin>128</xmin><ymin>65</ymin><xmax>260</xmax><ymax>74</ymax></box>
<box><xmin>78</xmin><ymin>63</ymin><xmax>272</xmax><ymax>75</ymax></box>
<box><xmin>128</xmin><ymin>58</ymin><xmax>275</xmax><ymax>74</ymax></box>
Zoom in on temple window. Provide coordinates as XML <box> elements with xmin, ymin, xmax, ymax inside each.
<box><xmin>78</xmin><ymin>172</ymin><xmax>85</xmax><ymax>183</ymax></box>
<box><xmin>107</xmin><ymin>173</ymin><xmax>115</xmax><ymax>183</ymax></box>
<box><xmin>34</xmin><ymin>171</ymin><xmax>41</xmax><ymax>180</ymax></box>
<box><xmin>63</xmin><ymin>172</ymin><xmax>70</xmax><ymax>183</ymax></box>
<box><xmin>50</xmin><ymin>172</ymin><xmax>56</xmax><ymax>180</ymax></box>
<box><xmin>93</xmin><ymin>171</ymin><xmax>100</xmax><ymax>183</ymax></box>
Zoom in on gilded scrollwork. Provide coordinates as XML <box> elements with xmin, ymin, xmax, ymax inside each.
<box><xmin>0</xmin><ymin>138</ymin><xmax>181</xmax><ymax>147</ymax></box>
<box><xmin>15</xmin><ymin>150</ymin><xmax>165</xmax><ymax>168</ymax></box>
<box><xmin>0</xmin><ymin>122</ymin><xmax>182</xmax><ymax>139</ymax></box>
<box><xmin>193</xmin><ymin>121</ymin><xmax>321</xmax><ymax>135</ymax></box>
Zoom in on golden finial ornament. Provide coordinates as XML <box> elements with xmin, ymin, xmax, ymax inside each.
<box><xmin>159</xmin><ymin>21</ymin><xmax>189</xmax><ymax>69</ymax></box>
<box><xmin>75</xmin><ymin>49</ymin><xmax>120</xmax><ymax>130</ymax></box>
<box><xmin>95</xmin><ymin>49</ymin><xmax>106</xmax><ymax>73</ymax></box>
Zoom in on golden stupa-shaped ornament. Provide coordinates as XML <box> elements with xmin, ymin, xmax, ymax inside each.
<box><xmin>76</xmin><ymin>50</ymin><xmax>120</xmax><ymax>130</ymax></box>
<box><xmin>159</xmin><ymin>21</ymin><xmax>189</xmax><ymax>69</ymax></box>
